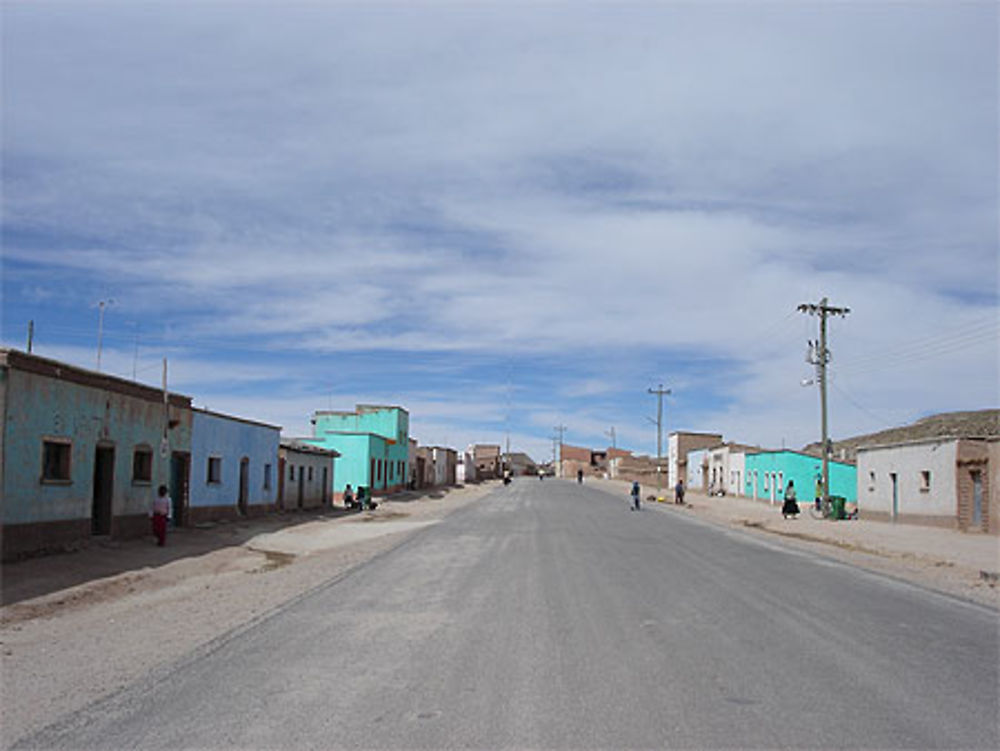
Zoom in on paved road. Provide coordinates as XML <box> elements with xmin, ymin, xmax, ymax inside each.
<box><xmin>22</xmin><ymin>479</ymin><xmax>998</xmax><ymax>749</ymax></box>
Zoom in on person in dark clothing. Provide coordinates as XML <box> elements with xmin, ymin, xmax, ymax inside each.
<box><xmin>630</xmin><ymin>481</ymin><xmax>641</xmax><ymax>511</ymax></box>
<box><xmin>782</xmin><ymin>480</ymin><xmax>800</xmax><ymax>519</ymax></box>
<box><xmin>674</xmin><ymin>480</ymin><xmax>685</xmax><ymax>505</ymax></box>
<box><xmin>577</xmin><ymin>469</ymin><xmax>584</xmax><ymax>484</ymax></box>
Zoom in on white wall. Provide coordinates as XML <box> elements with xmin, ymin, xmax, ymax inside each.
<box><xmin>856</xmin><ymin>440</ymin><xmax>958</xmax><ymax>520</ymax></box>
<box><xmin>728</xmin><ymin>452</ymin><xmax>745</xmax><ymax>497</ymax></box>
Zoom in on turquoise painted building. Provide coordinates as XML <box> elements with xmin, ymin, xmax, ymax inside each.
<box><xmin>743</xmin><ymin>450</ymin><xmax>856</xmax><ymax>504</ymax></box>
<box><xmin>306</xmin><ymin>405</ymin><xmax>409</xmax><ymax>499</ymax></box>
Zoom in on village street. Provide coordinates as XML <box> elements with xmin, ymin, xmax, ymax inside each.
<box><xmin>5</xmin><ymin>478</ymin><xmax>997</xmax><ymax>750</ymax></box>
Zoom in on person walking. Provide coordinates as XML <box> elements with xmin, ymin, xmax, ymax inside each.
<box><xmin>782</xmin><ymin>480</ymin><xmax>800</xmax><ymax>519</ymax></box>
<box><xmin>674</xmin><ymin>479</ymin><xmax>685</xmax><ymax>505</ymax></box>
<box><xmin>630</xmin><ymin>481</ymin><xmax>641</xmax><ymax>511</ymax></box>
<box><xmin>150</xmin><ymin>485</ymin><xmax>171</xmax><ymax>547</ymax></box>
<box><xmin>577</xmin><ymin>468</ymin><xmax>584</xmax><ymax>484</ymax></box>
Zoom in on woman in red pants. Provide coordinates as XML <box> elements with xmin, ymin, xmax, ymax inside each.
<box><xmin>150</xmin><ymin>485</ymin><xmax>171</xmax><ymax>546</ymax></box>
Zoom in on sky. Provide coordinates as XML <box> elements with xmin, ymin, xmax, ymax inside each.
<box><xmin>2</xmin><ymin>1</ymin><xmax>997</xmax><ymax>463</ymax></box>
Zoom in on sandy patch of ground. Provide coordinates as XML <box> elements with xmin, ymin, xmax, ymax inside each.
<box><xmin>0</xmin><ymin>483</ymin><xmax>493</xmax><ymax>749</ymax></box>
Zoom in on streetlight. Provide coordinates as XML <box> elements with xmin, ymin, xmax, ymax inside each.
<box><xmin>96</xmin><ymin>299</ymin><xmax>116</xmax><ymax>372</ymax></box>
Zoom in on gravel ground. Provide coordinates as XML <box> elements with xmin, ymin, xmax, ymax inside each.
<box><xmin>0</xmin><ymin>483</ymin><xmax>494</xmax><ymax>749</ymax></box>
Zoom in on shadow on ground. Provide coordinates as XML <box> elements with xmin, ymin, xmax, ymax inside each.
<box><xmin>1</xmin><ymin>507</ymin><xmax>358</xmax><ymax>607</ymax></box>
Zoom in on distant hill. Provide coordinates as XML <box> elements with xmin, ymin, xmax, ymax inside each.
<box><xmin>804</xmin><ymin>409</ymin><xmax>1000</xmax><ymax>461</ymax></box>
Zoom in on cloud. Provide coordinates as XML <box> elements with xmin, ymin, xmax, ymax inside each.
<box><xmin>2</xmin><ymin>1</ymin><xmax>996</xmax><ymax>457</ymax></box>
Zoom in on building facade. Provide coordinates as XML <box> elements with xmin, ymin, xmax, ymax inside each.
<box><xmin>308</xmin><ymin>405</ymin><xmax>409</xmax><ymax>499</ymax></box>
<box><xmin>856</xmin><ymin>437</ymin><xmax>994</xmax><ymax>532</ymax></box>
<box><xmin>0</xmin><ymin>349</ymin><xmax>193</xmax><ymax>560</ymax></box>
<box><xmin>470</xmin><ymin>444</ymin><xmax>501</xmax><ymax>481</ymax></box>
<box><xmin>743</xmin><ymin>450</ymin><xmax>856</xmax><ymax>505</ymax></box>
<box><xmin>431</xmin><ymin>446</ymin><xmax>457</xmax><ymax>486</ymax></box>
<box><xmin>188</xmin><ymin>408</ymin><xmax>280</xmax><ymax>523</ymax></box>
<box><xmin>668</xmin><ymin>432</ymin><xmax>723</xmax><ymax>489</ymax></box>
<box><xmin>278</xmin><ymin>440</ymin><xmax>338</xmax><ymax>511</ymax></box>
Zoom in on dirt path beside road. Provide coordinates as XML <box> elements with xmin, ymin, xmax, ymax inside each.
<box><xmin>0</xmin><ymin>483</ymin><xmax>493</xmax><ymax>749</ymax></box>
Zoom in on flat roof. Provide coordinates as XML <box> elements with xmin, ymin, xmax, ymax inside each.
<box><xmin>280</xmin><ymin>438</ymin><xmax>340</xmax><ymax>457</ymax></box>
<box><xmin>1</xmin><ymin>348</ymin><xmax>192</xmax><ymax>408</ymax></box>
<box><xmin>192</xmin><ymin>406</ymin><xmax>281</xmax><ymax>431</ymax></box>
<box><xmin>856</xmin><ymin>435</ymin><xmax>990</xmax><ymax>453</ymax></box>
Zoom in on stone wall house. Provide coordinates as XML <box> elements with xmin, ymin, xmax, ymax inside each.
<box><xmin>857</xmin><ymin>436</ymin><xmax>994</xmax><ymax>532</ymax></box>
<box><xmin>559</xmin><ymin>443</ymin><xmax>592</xmax><ymax>479</ymax></box>
<box><xmin>0</xmin><ymin>349</ymin><xmax>193</xmax><ymax>560</ymax></box>
<box><xmin>189</xmin><ymin>408</ymin><xmax>280</xmax><ymax>523</ymax></box>
<box><xmin>471</xmin><ymin>444</ymin><xmax>501</xmax><ymax>480</ymax></box>
<box><xmin>431</xmin><ymin>446</ymin><xmax>457</xmax><ymax>487</ymax></box>
<box><xmin>308</xmin><ymin>405</ymin><xmax>409</xmax><ymax>498</ymax></box>
<box><xmin>278</xmin><ymin>439</ymin><xmax>338</xmax><ymax>511</ymax></box>
<box><xmin>745</xmin><ymin>449</ymin><xmax>856</xmax><ymax>506</ymax></box>
<box><xmin>668</xmin><ymin>431</ymin><xmax>723</xmax><ymax>489</ymax></box>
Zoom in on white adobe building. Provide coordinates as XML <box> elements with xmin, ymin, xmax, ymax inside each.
<box><xmin>856</xmin><ymin>436</ymin><xmax>994</xmax><ymax>532</ymax></box>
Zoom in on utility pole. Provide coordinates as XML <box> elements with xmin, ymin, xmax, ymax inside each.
<box><xmin>605</xmin><ymin>426</ymin><xmax>616</xmax><ymax>450</ymax></box>
<box><xmin>798</xmin><ymin>297</ymin><xmax>850</xmax><ymax>515</ymax></box>
<box><xmin>27</xmin><ymin>320</ymin><xmax>34</xmax><ymax>353</ymax></box>
<box><xmin>647</xmin><ymin>384</ymin><xmax>671</xmax><ymax>499</ymax></box>
<box><xmin>554</xmin><ymin>424</ymin><xmax>567</xmax><ymax>478</ymax></box>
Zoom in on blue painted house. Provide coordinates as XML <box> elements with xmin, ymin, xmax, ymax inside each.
<box><xmin>188</xmin><ymin>408</ymin><xmax>281</xmax><ymax>523</ymax></box>
<box><xmin>743</xmin><ymin>449</ymin><xmax>856</xmax><ymax>505</ymax></box>
<box><xmin>0</xmin><ymin>349</ymin><xmax>193</xmax><ymax>560</ymax></box>
<box><xmin>306</xmin><ymin>405</ymin><xmax>409</xmax><ymax>501</ymax></box>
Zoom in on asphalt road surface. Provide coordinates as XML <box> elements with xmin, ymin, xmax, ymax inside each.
<box><xmin>22</xmin><ymin>479</ymin><xmax>999</xmax><ymax>749</ymax></box>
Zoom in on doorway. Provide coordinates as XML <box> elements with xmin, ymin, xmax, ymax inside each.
<box><xmin>971</xmin><ymin>470</ymin><xmax>984</xmax><ymax>530</ymax></box>
<box><xmin>92</xmin><ymin>445</ymin><xmax>114</xmax><ymax>536</ymax></box>
<box><xmin>297</xmin><ymin>466</ymin><xmax>305</xmax><ymax>509</ymax></box>
<box><xmin>170</xmin><ymin>452</ymin><xmax>190</xmax><ymax>527</ymax></box>
<box><xmin>238</xmin><ymin>457</ymin><xmax>249</xmax><ymax>515</ymax></box>
<box><xmin>890</xmin><ymin>472</ymin><xmax>899</xmax><ymax>521</ymax></box>
<box><xmin>322</xmin><ymin>466</ymin><xmax>329</xmax><ymax>507</ymax></box>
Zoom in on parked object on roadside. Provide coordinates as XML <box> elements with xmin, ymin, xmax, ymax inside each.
<box><xmin>630</xmin><ymin>481</ymin><xmax>641</xmax><ymax>511</ymax></box>
<box><xmin>782</xmin><ymin>481</ymin><xmax>800</xmax><ymax>519</ymax></box>
<box><xmin>150</xmin><ymin>485</ymin><xmax>171</xmax><ymax>546</ymax></box>
<box><xmin>674</xmin><ymin>480</ymin><xmax>685</xmax><ymax>505</ymax></box>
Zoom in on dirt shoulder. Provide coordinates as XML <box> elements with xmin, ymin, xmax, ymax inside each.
<box><xmin>592</xmin><ymin>477</ymin><xmax>1000</xmax><ymax>609</ymax></box>
<box><xmin>0</xmin><ymin>483</ymin><xmax>494</xmax><ymax>749</ymax></box>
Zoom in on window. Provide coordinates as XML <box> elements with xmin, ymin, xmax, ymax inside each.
<box><xmin>132</xmin><ymin>446</ymin><xmax>153</xmax><ymax>484</ymax></box>
<box><xmin>920</xmin><ymin>470</ymin><xmax>931</xmax><ymax>492</ymax></box>
<box><xmin>308</xmin><ymin>466</ymin><xmax>313</xmax><ymax>482</ymax></box>
<box><xmin>263</xmin><ymin>463</ymin><xmax>272</xmax><ymax>490</ymax></box>
<box><xmin>777</xmin><ymin>472</ymin><xmax>784</xmax><ymax>492</ymax></box>
<box><xmin>764</xmin><ymin>473</ymin><xmax>770</xmax><ymax>491</ymax></box>
<box><xmin>289</xmin><ymin>464</ymin><xmax>295</xmax><ymax>481</ymax></box>
<box><xmin>207</xmin><ymin>456</ymin><xmax>222</xmax><ymax>484</ymax></box>
<box><xmin>42</xmin><ymin>439</ymin><xmax>72</xmax><ymax>482</ymax></box>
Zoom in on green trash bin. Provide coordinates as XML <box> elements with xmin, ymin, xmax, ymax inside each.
<box><xmin>829</xmin><ymin>495</ymin><xmax>846</xmax><ymax>520</ymax></box>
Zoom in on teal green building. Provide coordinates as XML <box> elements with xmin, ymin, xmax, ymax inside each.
<box><xmin>743</xmin><ymin>449</ymin><xmax>856</xmax><ymax>504</ymax></box>
<box><xmin>305</xmin><ymin>405</ymin><xmax>409</xmax><ymax>500</ymax></box>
